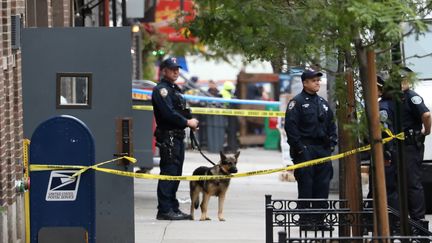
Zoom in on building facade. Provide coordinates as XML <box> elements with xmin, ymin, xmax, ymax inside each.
<box><xmin>0</xmin><ymin>1</ymin><xmax>73</xmax><ymax>242</ymax></box>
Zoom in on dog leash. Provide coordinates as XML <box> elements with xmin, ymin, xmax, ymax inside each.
<box><xmin>189</xmin><ymin>130</ymin><xmax>217</xmax><ymax>166</ymax></box>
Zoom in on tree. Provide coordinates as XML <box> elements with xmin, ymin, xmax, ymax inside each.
<box><xmin>185</xmin><ymin>0</ymin><xmax>432</xmax><ymax>237</ymax></box>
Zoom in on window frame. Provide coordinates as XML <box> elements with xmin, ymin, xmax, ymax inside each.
<box><xmin>56</xmin><ymin>72</ymin><xmax>93</xmax><ymax>109</ymax></box>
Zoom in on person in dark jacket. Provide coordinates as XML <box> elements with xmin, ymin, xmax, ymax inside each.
<box><xmin>377</xmin><ymin>75</ymin><xmax>399</xmax><ymax>210</ymax></box>
<box><xmin>152</xmin><ymin>57</ymin><xmax>199</xmax><ymax>220</ymax></box>
<box><xmin>284</xmin><ymin>70</ymin><xmax>337</xmax><ymax>231</ymax></box>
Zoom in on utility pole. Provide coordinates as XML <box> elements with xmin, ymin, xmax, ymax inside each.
<box><xmin>366</xmin><ymin>50</ymin><xmax>391</xmax><ymax>238</ymax></box>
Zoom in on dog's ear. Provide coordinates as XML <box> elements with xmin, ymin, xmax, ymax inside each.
<box><xmin>220</xmin><ymin>151</ymin><xmax>227</xmax><ymax>161</ymax></box>
<box><xmin>235</xmin><ymin>151</ymin><xmax>240</xmax><ymax>159</ymax></box>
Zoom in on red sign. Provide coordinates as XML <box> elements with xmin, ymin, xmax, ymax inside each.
<box><xmin>155</xmin><ymin>0</ymin><xmax>197</xmax><ymax>43</ymax></box>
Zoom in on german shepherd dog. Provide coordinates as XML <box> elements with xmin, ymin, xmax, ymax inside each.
<box><xmin>190</xmin><ymin>151</ymin><xmax>240</xmax><ymax>221</ymax></box>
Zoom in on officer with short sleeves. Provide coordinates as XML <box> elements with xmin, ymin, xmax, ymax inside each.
<box><xmin>284</xmin><ymin>70</ymin><xmax>337</xmax><ymax>231</ymax></box>
<box><xmin>152</xmin><ymin>57</ymin><xmax>199</xmax><ymax>220</ymax></box>
<box><xmin>400</xmin><ymin>67</ymin><xmax>431</xmax><ymax>229</ymax></box>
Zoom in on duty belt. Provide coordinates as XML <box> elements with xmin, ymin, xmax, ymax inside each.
<box><xmin>404</xmin><ymin>129</ymin><xmax>424</xmax><ymax>146</ymax></box>
<box><xmin>155</xmin><ymin>129</ymin><xmax>186</xmax><ymax>139</ymax></box>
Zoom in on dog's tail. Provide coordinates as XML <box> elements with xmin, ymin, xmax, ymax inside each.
<box><xmin>190</xmin><ymin>182</ymin><xmax>200</xmax><ymax>209</ymax></box>
<box><xmin>194</xmin><ymin>198</ymin><xmax>199</xmax><ymax>209</ymax></box>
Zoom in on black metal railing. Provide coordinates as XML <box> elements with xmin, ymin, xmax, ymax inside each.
<box><xmin>277</xmin><ymin>231</ymin><xmax>432</xmax><ymax>243</ymax></box>
<box><xmin>265</xmin><ymin>195</ymin><xmax>432</xmax><ymax>243</ymax></box>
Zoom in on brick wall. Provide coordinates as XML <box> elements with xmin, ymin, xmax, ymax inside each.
<box><xmin>0</xmin><ymin>0</ymin><xmax>26</xmax><ymax>242</ymax></box>
<box><xmin>0</xmin><ymin>0</ymin><xmax>24</xmax><ymax>207</ymax></box>
<box><xmin>1</xmin><ymin>0</ymin><xmax>78</xmax><ymax>240</ymax></box>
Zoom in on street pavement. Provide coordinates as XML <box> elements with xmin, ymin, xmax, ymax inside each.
<box><xmin>134</xmin><ymin>147</ymin><xmax>432</xmax><ymax>243</ymax></box>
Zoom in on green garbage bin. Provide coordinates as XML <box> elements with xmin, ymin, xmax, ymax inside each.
<box><xmin>264</xmin><ymin>104</ymin><xmax>280</xmax><ymax>150</ymax></box>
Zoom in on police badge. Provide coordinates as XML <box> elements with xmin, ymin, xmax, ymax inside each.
<box><xmin>288</xmin><ymin>100</ymin><xmax>296</xmax><ymax>110</ymax></box>
<box><xmin>160</xmin><ymin>88</ymin><xmax>168</xmax><ymax>98</ymax></box>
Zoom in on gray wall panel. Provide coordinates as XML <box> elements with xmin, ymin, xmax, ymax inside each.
<box><xmin>22</xmin><ymin>27</ymin><xmax>134</xmax><ymax>243</ymax></box>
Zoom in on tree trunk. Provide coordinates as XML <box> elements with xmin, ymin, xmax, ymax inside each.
<box><xmin>355</xmin><ymin>44</ymin><xmax>390</xmax><ymax>238</ymax></box>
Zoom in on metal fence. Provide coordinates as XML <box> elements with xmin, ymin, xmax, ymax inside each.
<box><xmin>265</xmin><ymin>195</ymin><xmax>432</xmax><ymax>243</ymax></box>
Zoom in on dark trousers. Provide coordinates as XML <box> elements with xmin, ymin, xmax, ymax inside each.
<box><xmin>292</xmin><ymin>145</ymin><xmax>333</xmax><ymax>222</ymax></box>
<box><xmin>366</xmin><ymin>161</ymin><xmax>399</xmax><ymax>210</ymax></box>
<box><xmin>157</xmin><ymin>136</ymin><xmax>185</xmax><ymax>213</ymax></box>
<box><xmin>405</xmin><ymin>144</ymin><xmax>425</xmax><ymax>220</ymax></box>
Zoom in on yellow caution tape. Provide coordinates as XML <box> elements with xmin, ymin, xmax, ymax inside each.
<box><xmin>23</xmin><ymin>139</ymin><xmax>30</xmax><ymax>243</ymax></box>
<box><xmin>132</xmin><ymin>105</ymin><xmax>285</xmax><ymax>118</ymax></box>
<box><xmin>29</xmin><ymin>129</ymin><xmax>404</xmax><ymax>181</ymax></box>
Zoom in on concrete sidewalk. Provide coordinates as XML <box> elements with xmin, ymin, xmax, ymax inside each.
<box><xmin>134</xmin><ymin>147</ymin><xmax>294</xmax><ymax>243</ymax></box>
<box><xmin>134</xmin><ymin>147</ymin><xmax>432</xmax><ymax>242</ymax></box>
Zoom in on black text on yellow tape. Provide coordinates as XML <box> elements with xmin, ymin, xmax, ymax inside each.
<box><xmin>132</xmin><ymin>105</ymin><xmax>285</xmax><ymax>118</ymax></box>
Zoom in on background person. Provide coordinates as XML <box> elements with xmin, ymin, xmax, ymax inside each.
<box><xmin>207</xmin><ymin>80</ymin><xmax>221</xmax><ymax>97</ymax></box>
<box><xmin>284</xmin><ymin>70</ymin><xmax>337</xmax><ymax>230</ymax></box>
<box><xmin>152</xmin><ymin>57</ymin><xmax>199</xmax><ymax>220</ymax></box>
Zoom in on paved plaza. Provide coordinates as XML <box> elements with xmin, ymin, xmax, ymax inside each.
<box><xmin>134</xmin><ymin>147</ymin><xmax>432</xmax><ymax>243</ymax></box>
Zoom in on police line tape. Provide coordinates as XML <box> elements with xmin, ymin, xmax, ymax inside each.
<box><xmin>132</xmin><ymin>105</ymin><xmax>285</xmax><ymax>118</ymax></box>
<box><xmin>132</xmin><ymin>89</ymin><xmax>280</xmax><ymax>106</ymax></box>
<box><xmin>28</xmin><ymin>129</ymin><xmax>404</xmax><ymax>181</ymax></box>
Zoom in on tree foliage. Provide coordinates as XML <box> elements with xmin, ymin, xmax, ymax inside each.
<box><xmin>187</xmin><ymin>0</ymin><xmax>431</xmax><ymax>71</ymax></box>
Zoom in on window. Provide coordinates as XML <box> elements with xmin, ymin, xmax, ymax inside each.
<box><xmin>56</xmin><ymin>73</ymin><xmax>92</xmax><ymax>109</ymax></box>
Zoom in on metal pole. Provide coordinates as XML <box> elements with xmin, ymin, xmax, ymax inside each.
<box><xmin>121</xmin><ymin>0</ymin><xmax>127</xmax><ymax>26</ymax></box>
<box><xmin>265</xmin><ymin>205</ymin><xmax>273</xmax><ymax>243</ymax></box>
<box><xmin>392</xmin><ymin>42</ymin><xmax>410</xmax><ymax>236</ymax></box>
<box><xmin>366</xmin><ymin>50</ymin><xmax>390</xmax><ymax>238</ymax></box>
<box><xmin>112</xmin><ymin>0</ymin><xmax>117</xmax><ymax>26</ymax></box>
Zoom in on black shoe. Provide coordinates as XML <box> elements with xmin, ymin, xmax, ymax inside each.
<box><xmin>411</xmin><ymin>219</ymin><xmax>429</xmax><ymax>236</ymax></box>
<box><xmin>175</xmin><ymin>209</ymin><xmax>192</xmax><ymax>220</ymax></box>
<box><xmin>156</xmin><ymin>209</ymin><xmax>189</xmax><ymax>220</ymax></box>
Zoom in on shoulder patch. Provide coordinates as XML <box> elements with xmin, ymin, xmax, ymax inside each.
<box><xmin>160</xmin><ymin>88</ymin><xmax>168</xmax><ymax>98</ymax></box>
<box><xmin>411</xmin><ymin>95</ymin><xmax>422</xmax><ymax>105</ymax></box>
<box><xmin>322</xmin><ymin>103</ymin><xmax>328</xmax><ymax>112</ymax></box>
<box><xmin>379</xmin><ymin>110</ymin><xmax>388</xmax><ymax>122</ymax></box>
<box><xmin>288</xmin><ymin>100</ymin><xmax>296</xmax><ymax>110</ymax></box>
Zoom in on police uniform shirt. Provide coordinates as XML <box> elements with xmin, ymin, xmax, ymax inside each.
<box><xmin>284</xmin><ymin>90</ymin><xmax>337</xmax><ymax>152</ymax></box>
<box><xmin>379</xmin><ymin>97</ymin><xmax>396</xmax><ymax>160</ymax></box>
<box><xmin>152</xmin><ymin>78</ymin><xmax>188</xmax><ymax>130</ymax></box>
<box><xmin>402</xmin><ymin>89</ymin><xmax>429</xmax><ymax>131</ymax></box>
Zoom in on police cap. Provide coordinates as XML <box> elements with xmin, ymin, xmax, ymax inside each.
<box><xmin>160</xmin><ymin>57</ymin><xmax>182</xmax><ymax>70</ymax></box>
<box><xmin>400</xmin><ymin>66</ymin><xmax>413</xmax><ymax>78</ymax></box>
<box><xmin>301</xmin><ymin>70</ymin><xmax>323</xmax><ymax>81</ymax></box>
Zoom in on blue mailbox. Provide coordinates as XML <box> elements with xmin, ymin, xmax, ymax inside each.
<box><xmin>29</xmin><ymin>115</ymin><xmax>95</xmax><ymax>243</ymax></box>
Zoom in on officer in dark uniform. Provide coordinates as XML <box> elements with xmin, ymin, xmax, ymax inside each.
<box><xmin>152</xmin><ymin>57</ymin><xmax>199</xmax><ymax>220</ymax></box>
<box><xmin>284</xmin><ymin>70</ymin><xmax>337</xmax><ymax>230</ymax></box>
<box><xmin>400</xmin><ymin>67</ymin><xmax>431</xmax><ymax>228</ymax></box>
<box><xmin>377</xmin><ymin>75</ymin><xmax>399</xmax><ymax>210</ymax></box>
<box><xmin>365</xmin><ymin>75</ymin><xmax>400</xmax><ymax>233</ymax></box>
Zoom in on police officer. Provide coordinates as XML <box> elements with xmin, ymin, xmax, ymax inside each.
<box><xmin>377</xmin><ymin>75</ymin><xmax>399</xmax><ymax>210</ymax></box>
<box><xmin>400</xmin><ymin>67</ymin><xmax>431</xmax><ymax>229</ymax></box>
<box><xmin>284</xmin><ymin>70</ymin><xmax>337</xmax><ymax>230</ymax></box>
<box><xmin>364</xmin><ymin>75</ymin><xmax>400</xmax><ymax>233</ymax></box>
<box><xmin>152</xmin><ymin>57</ymin><xmax>199</xmax><ymax>220</ymax></box>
